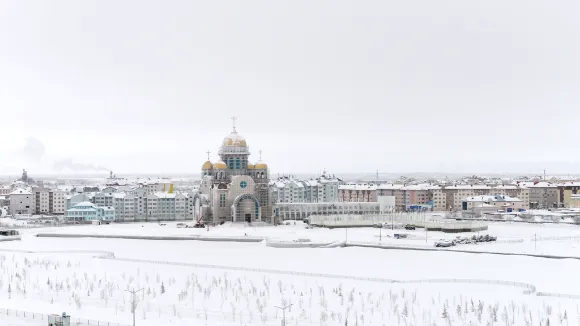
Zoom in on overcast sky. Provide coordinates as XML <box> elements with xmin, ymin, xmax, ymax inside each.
<box><xmin>1</xmin><ymin>0</ymin><xmax>580</xmax><ymax>176</ymax></box>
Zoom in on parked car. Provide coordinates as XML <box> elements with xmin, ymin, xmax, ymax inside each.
<box><xmin>176</xmin><ymin>223</ymin><xmax>186</xmax><ymax>228</ymax></box>
<box><xmin>404</xmin><ymin>224</ymin><xmax>416</xmax><ymax>230</ymax></box>
<box><xmin>394</xmin><ymin>233</ymin><xmax>408</xmax><ymax>239</ymax></box>
<box><xmin>434</xmin><ymin>240</ymin><xmax>454</xmax><ymax>247</ymax></box>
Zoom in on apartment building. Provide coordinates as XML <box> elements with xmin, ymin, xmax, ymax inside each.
<box><xmin>32</xmin><ymin>187</ymin><xmax>67</xmax><ymax>215</ymax></box>
<box><xmin>557</xmin><ymin>182</ymin><xmax>580</xmax><ymax>208</ymax></box>
<box><xmin>338</xmin><ymin>184</ymin><xmax>378</xmax><ymax>202</ymax></box>
<box><xmin>270</xmin><ymin>173</ymin><xmax>340</xmax><ymax>204</ymax></box>
<box><xmin>9</xmin><ymin>189</ymin><xmax>33</xmax><ymax>215</ymax></box>
<box><xmin>377</xmin><ymin>184</ymin><xmax>405</xmax><ymax>210</ymax></box>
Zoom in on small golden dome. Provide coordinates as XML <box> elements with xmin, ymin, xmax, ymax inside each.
<box><xmin>201</xmin><ymin>161</ymin><xmax>213</xmax><ymax>170</ymax></box>
<box><xmin>214</xmin><ymin>161</ymin><xmax>227</xmax><ymax>169</ymax></box>
<box><xmin>254</xmin><ymin>161</ymin><xmax>268</xmax><ymax>169</ymax></box>
<box><xmin>247</xmin><ymin>163</ymin><xmax>254</xmax><ymax>169</ymax></box>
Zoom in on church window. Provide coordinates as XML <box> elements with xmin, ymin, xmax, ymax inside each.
<box><xmin>235</xmin><ymin>158</ymin><xmax>240</xmax><ymax>169</ymax></box>
<box><xmin>219</xmin><ymin>193</ymin><xmax>226</xmax><ymax>207</ymax></box>
<box><xmin>242</xmin><ymin>160</ymin><xmax>246</xmax><ymax>169</ymax></box>
<box><xmin>228</xmin><ymin>159</ymin><xmax>234</xmax><ymax>169</ymax></box>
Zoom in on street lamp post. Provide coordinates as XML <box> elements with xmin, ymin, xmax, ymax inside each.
<box><xmin>125</xmin><ymin>288</ymin><xmax>144</xmax><ymax>326</ymax></box>
<box><xmin>275</xmin><ymin>303</ymin><xmax>293</xmax><ymax>326</ymax></box>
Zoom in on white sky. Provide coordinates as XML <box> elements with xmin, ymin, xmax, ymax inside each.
<box><xmin>1</xmin><ymin>0</ymin><xmax>580</xmax><ymax>175</ymax></box>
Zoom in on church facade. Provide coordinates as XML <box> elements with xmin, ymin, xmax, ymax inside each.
<box><xmin>195</xmin><ymin>122</ymin><xmax>271</xmax><ymax>224</ymax></box>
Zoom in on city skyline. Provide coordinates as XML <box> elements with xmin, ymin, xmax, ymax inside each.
<box><xmin>1</xmin><ymin>0</ymin><xmax>580</xmax><ymax>174</ymax></box>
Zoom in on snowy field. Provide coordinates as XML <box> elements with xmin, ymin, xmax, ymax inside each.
<box><xmin>23</xmin><ymin>219</ymin><xmax>580</xmax><ymax>256</ymax></box>
<box><xmin>1</xmin><ymin>222</ymin><xmax>580</xmax><ymax>325</ymax></box>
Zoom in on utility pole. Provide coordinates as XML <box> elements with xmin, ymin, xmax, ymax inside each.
<box><xmin>275</xmin><ymin>303</ymin><xmax>293</xmax><ymax>326</ymax></box>
<box><xmin>125</xmin><ymin>288</ymin><xmax>143</xmax><ymax>326</ymax></box>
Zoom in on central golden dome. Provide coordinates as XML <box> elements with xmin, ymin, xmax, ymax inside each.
<box><xmin>201</xmin><ymin>161</ymin><xmax>213</xmax><ymax>170</ymax></box>
<box><xmin>222</xmin><ymin>131</ymin><xmax>247</xmax><ymax>147</ymax></box>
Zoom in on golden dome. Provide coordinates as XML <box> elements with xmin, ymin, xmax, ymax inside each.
<box><xmin>247</xmin><ymin>163</ymin><xmax>254</xmax><ymax>169</ymax></box>
<box><xmin>254</xmin><ymin>161</ymin><xmax>268</xmax><ymax>169</ymax></box>
<box><xmin>222</xmin><ymin>131</ymin><xmax>247</xmax><ymax>147</ymax></box>
<box><xmin>214</xmin><ymin>161</ymin><xmax>227</xmax><ymax>169</ymax></box>
<box><xmin>201</xmin><ymin>161</ymin><xmax>213</xmax><ymax>170</ymax></box>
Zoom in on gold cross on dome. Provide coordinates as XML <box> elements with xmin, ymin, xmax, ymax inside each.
<box><xmin>206</xmin><ymin>150</ymin><xmax>211</xmax><ymax>161</ymax></box>
<box><xmin>259</xmin><ymin>149</ymin><xmax>263</xmax><ymax>160</ymax></box>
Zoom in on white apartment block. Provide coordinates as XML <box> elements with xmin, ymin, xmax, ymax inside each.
<box><xmin>92</xmin><ymin>187</ymin><xmax>194</xmax><ymax>222</ymax></box>
<box><xmin>9</xmin><ymin>189</ymin><xmax>33</xmax><ymax>215</ymax></box>
<box><xmin>270</xmin><ymin>174</ymin><xmax>340</xmax><ymax>204</ymax></box>
<box><xmin>32</xmin><ymin>187</ymin><xmax>67</xmax><ymax>215</ymax></box>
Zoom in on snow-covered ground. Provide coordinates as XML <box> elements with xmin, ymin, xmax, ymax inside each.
<box><xmin>1</xmin><ymin>222</ymin><xmax>580</xmax><ymax>325</ymax></box>
<box><xmin>27</xmin><ymin>220</ymin><xmax>580</xmax><ymax>256</ymax></box>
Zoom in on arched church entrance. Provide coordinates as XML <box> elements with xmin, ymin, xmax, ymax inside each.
<box><xmin>231</xmin><ymin>194</ymin><xmax>260</xmax><ymax>223</ymax></box>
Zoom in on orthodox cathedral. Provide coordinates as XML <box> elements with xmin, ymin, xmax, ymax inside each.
<box><xmin>195</xmin><ymin>119</ymin><xmax>271</xmax><ymax>224</ymax></box>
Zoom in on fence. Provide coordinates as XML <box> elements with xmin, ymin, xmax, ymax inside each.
<box><xmin>0</xmin><ymin>307</ymin><xmax>129</xmax><ymax>326</ymax></box>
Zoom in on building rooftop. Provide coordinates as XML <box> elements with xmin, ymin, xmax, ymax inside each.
<box><xmin>464</xmin><ymin>195</ymin><xmax>522</xmax><ymax>202</ymax></box>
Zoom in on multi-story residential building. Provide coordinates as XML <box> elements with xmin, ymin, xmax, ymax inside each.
<box><xmin>270</xmin><ymin>173</ymin><xmax>340</xmax><ymax>204</ymax></box>
<box><xmin>271</xmin><ymin>177</ymin><xmax>305</xmax><ymax>203</ymax></box>
<box><xmin>338</xmin><ymin>184</ymin><xmax>378</xmax><ymax>202</ymax></box>
<box><xmin>430</xmin><ymin>186</ymin><xmax>447</xmax><ymax>211</ymax></box>
<box><xmin>32</xmin><ymin>187</ymin><xmax>50</xmax><ymax>214</ymax></box>
<box><xmin>557</xmin><ymin>182</ymin><xmax>580</xmax><ymax>208</ymax></box>
<box><xmin>50</xmin><ymin>189</ymin><xmax>67</xmax><ymax>215</ymax></box>
<box><xmin>377</xmin><ymin>184</ymin><xmax>405</xmax><ymax>210</ymax></box>
<box><xmin>9</xmin><ymin>189</ymin><xmax>33</xmax><ymax>215</ymax></box>
<box><xmin>527</xmin><ymin>182</ymin><xmax>559</xmax><ymax>209</ymax></box>
<box><xmin>402</xmin><ymin>184</ymin><xmax>433</xmax><ymax>209</ymax></box>
<box><xmin>32</xmin><ymin>187</ymin><xmax>67</xmax><ymax>215</ymax></box>
<box><xmin>92</xmin><ymin>191</ymin><xmax>116</xmax><ymax>208</ymax></box>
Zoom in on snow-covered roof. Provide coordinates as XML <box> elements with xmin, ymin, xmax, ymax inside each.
<box><xmin>10</xmin><ymin>189</ymin><xmax>32</xmax><ymax>195</ymax></box>
<box><xmin>464</xmin><ymin>195</ymin><xmax>522</xmax><ymax>202</ymax></box>
<box><xmin>75</xmin><ymin>201</ymin><xmax>96</xmax><ymax>207</ymax></box>
<box><xmin>339</xmin><ymin>184</ymin><xmax>377</xmax><ymax>191</ymax></box>
<box><xmin>153</xmin><ymin>192</ymin><xmax>176</xmax><ymax>199</ymax></box>
<box><xmin>444</xmin><ymin>185</ymin><xmax>491</xmax><ymax>190</ymax></box>
<box><xmin>377</xmin><ymin>184</ymin><xmax>405</xmax><ymax>190</ymax></box>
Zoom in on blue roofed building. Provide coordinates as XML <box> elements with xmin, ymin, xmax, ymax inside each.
<box><xmin>66</xmin><ymin>202</ymin><xmax>115</xmax><ymax>223</ymax></box>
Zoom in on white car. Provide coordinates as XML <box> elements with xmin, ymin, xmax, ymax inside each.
<box><xmin>434</xmin><ymin>240</ymin><xmax>454</xmax><ymax>247</ymax></box>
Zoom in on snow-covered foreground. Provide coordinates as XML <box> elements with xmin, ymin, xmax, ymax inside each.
<box><xmin>1</xmin><ymin>222</ymin><xmax>580</xmax><ymax>325</ymax></box>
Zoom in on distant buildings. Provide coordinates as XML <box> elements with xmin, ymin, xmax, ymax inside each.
<box><xmin>9</xmin><ymin>189</ymin><xmax>33</xmax><ymax>215</ymax></box>
<box><xmin>338</xmin><ymin>183</ymin><xmax>531</xmax><ymax>211</ymax></box>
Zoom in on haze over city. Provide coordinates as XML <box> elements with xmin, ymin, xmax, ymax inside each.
<box><xmin>2</xmin><ymin>0</ymin><xmax>580</xmax><ymax>175</ymax></box>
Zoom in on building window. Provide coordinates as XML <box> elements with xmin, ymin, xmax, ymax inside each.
<box><xmin>235</xmin><ymin>158</ymin><xmax>240</xmax><ymax>169</ymax></box>
<box><xmin>220</xmin><ymin>193</ymin><xmax>226</xmax><ymax>208</ymax></box>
